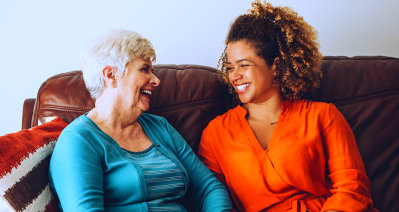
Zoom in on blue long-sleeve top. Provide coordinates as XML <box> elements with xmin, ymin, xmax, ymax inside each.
<box><xmin>49</xmin><ymin>113</ymin><xmax>232</xmax><ymax>212</ymax></box>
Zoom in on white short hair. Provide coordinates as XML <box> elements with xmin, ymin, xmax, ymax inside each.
<box><xmin>81</xmin><ymin>29</ymin><xmax>156</xmax><ymax>99</ymax></box>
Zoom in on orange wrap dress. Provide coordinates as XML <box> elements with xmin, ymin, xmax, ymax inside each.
<box><xmin>199</xmin><ymin>100</ymin><xmax>376</xmax><ymax>212</ymax></box>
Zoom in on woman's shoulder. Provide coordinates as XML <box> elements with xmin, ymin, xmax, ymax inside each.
<box><xmin>287</xmin><ymin>99</ymin><xmax>335</xmax><ymax>113</ymax></box>
<box><xmin>53</xmin><ymin>115</ymin><xmax>105</xmax><ymax>157</ymax></box>
<box><xmin>204</xmin><ymin>106</ymin><xmax>244</xmax><ymax>132</ymax></box>
<box><xmin>285</xmin><ymin>100</ymin><xmax>343</xmax><ymax>124</ymax></box>
<box><xmin>60</xmin><ymin>115</ymin><xmax>97</xmax><ymax>136</ymax></box>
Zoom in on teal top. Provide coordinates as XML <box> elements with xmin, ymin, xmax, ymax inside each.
<box><xmin>126</xmin><ymin>144</ymin><xmax>186</xmax><ymax>211</ymax></box>
<box><xmin>49</xmin><ymin>113</ymin><xmax>231</xmax><ymax>212</ymax></box>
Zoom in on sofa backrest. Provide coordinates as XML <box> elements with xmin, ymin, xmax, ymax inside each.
<box><xmin>24</xmin><ymin>56</ymin><xmax>399</xmax><ymax>211</ymax></box>
<box><xmin>29</xmin><ymin>64</ymin><xmax>233</xmax><ymax>152</ymax></box>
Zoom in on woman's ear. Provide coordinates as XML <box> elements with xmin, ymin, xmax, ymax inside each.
<box><xmin>271</xmin><ymin>57</ymin><xmax>279</xmax><ymax>71</ymax></box>
<box><xmin>102</xmin><ymin>66</ymin><xmax>117</xmax><ymax>88</ymax></box>
<box><xmin>271</xmin><ymin>58</ymin><xmax>280</xmax><ymax>88</ymax></box>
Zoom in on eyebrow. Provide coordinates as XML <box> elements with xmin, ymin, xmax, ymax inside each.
<box><xmin>227</xmin><ymin>59</ymin><xmax>252</xmax><ymax>64</ymax></box>
<box><xmin>141</xmin><ymin>61</ymin><xmax>152</xmax><ymax>67</ymax></box>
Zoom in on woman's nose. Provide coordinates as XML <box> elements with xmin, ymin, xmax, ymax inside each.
<box><xmin>151</xmin><ymin>72</ymin><xmax>160</xmax><ymax>86</ymax></box>
<box><xmin>229</xmin><ymin>70</ymin><xmax>242</xmax><ymax>82</ymax></box>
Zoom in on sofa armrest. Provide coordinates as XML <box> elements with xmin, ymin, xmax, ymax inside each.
<box><xmin>22</xmin><ymin>98</ymin><xmax>36</xmax><ymax>129</ymax></box>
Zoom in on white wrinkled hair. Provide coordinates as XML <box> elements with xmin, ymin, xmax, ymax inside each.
<box><xmin>81</xmin><ymin>29</ymin><xmax>156</xmax><ymax>99</ymax></box>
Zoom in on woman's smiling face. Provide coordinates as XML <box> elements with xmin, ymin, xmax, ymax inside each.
<box><xmin>117</xmin><ymin>58</ymin><xmax>160</xmax><ymax>113</ymax></box>
<box><xmin>226</xmin><ymin>39</ymin><xmax>279</xmax><ymax>104</ymax></box>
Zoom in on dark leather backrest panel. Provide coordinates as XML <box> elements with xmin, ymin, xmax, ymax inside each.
<box><xmin>314</xmin><ymin>56</ymin><xmax>399</xmax><ymax>102</ymax></box>
<box><xmin>146</xmin><ymin>65</ymin><xmax>232</xmax><ymax>152</ymax></box>
<box><xmin>30</xmin><ymin>57</ymin><xmax>399</xmax><ymax>211</ymax></box>
<box><xmin>310</xmin><ymin>56</ymin><xmax>399</xmax><ymax>212</ymax></box>
<box><xmin>32</xmin><ymin>65</ymin><xmax>231</xmax><ymax>152</ymax></box>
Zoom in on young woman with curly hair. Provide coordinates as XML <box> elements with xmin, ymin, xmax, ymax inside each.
<box><xmin>198</xmin><ymin>1</ymin><xmax>377</xmax><ymax>211</ymax></box>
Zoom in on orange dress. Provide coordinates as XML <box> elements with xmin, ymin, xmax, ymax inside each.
<box><xmin>199</xmin><ymin>100</ymin><xmax>376</xmax><ymax>212</ymax></box>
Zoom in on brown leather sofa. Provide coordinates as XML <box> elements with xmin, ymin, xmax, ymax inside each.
<box><xmin>22</xmin><ymin>56</ymin><xmax>399</xmax><ymax>211</ymax></box>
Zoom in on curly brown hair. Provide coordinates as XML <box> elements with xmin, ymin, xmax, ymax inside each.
<box><xmin>218</xmin><ymin>0</ymin><xmax>322</xmax><ymax>100</ymax></box>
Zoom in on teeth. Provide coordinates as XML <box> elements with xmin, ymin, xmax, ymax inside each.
<box><xmin>236</xmin><ymin>83</ymin><xmax>250</xmax><ymax>91</ymax></box>
<box><xmin>141</xmin><ymin>89</ymin><xmax>152</xmax><ymax>95</ymax></box>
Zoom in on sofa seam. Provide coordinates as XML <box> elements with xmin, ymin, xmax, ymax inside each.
<box><xmin>36</xmin><ymin>96</ymin><xmax>227</xmax><ymax>115</ymax></box>
<box><xmin>330</xmin><ymin>90</ymin><xmax>399</xmax><ymax>106</ymax></box>
<box><xmin>148</xmin><ymin>97</ymin><xmax>227</xmax><ymax>113</ymax></box>
<box><xmin>322</xmin><ymin>56</ymin><xmax>399</xmax><ymax>61</ymax></box>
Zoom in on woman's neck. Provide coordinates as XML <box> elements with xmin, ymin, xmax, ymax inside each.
<box><xmin>243</xmin><ymin>94</ymin><xmax>282</xmax><ymax>123</ymax></box>
<box><xmin>87</xmin><ymin>92</ymin><xmax>142</xmax><ymax>133</ymax></box>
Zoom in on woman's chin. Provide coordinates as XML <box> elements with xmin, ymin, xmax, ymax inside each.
<box><xmin>138</xmin><ymin>96</ymin><xmax>151</xmax><ymax>111</ymax></box>
<box><xmin>238</xmin><ymin>94</ymin><xmax>251</xmax><ymax>104</ymax></box>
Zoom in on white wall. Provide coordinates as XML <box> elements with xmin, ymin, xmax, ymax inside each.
<box><xmin>1</xmin><ymin>0</ymin><xmax>398</xmax><ymax>135</ymax></box>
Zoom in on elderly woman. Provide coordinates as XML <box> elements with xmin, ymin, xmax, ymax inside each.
<box><xmin>199</xmin><ymin>1</ymin><xmax>376</xmax><ymax>212</ymax></box>
<box><xmin>49</xmin><ymin>30</ymin><xmax>231</xmax><ymax>211</ymax></box>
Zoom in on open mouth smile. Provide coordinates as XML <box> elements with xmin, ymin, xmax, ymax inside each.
<box><xmin>235</xmin><ymin>83</ymin><xmax>250</xmax><ymax>93</ymax></box>
<box><xmin>141</xmin><ymin>89</ymin><xmax>152</xmax><ymax>96</ymax></box>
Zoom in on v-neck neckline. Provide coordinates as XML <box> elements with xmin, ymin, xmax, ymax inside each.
<box><xmin>236</xmin><ymin>102</ymin><xmax>288</xmax><ymax>155</ymax></box>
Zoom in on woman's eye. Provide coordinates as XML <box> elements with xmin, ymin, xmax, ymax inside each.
<box><xmin>226</xmin><ymin>67</ymin><xmax>233</xmax><ymax>72</ymax></box>
<box><xmin>241</xmin><ymin>64</ymin><xmax>249</xmax><ymax>68</ymax></box>
<box><xmin>141</xmin><ymin>65</ymin><xmax>149</xmax><ymax>72</ymax></box>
